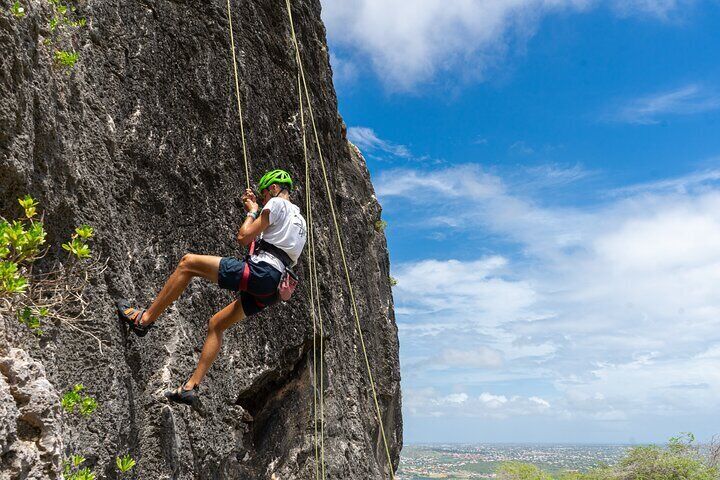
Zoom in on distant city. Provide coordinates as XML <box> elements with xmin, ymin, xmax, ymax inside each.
<box><xmin>397</xmin><ymin>444</ymin><xmax>629</xmax><ymax>479</ymax></box>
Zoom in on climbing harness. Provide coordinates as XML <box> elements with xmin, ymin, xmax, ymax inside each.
<box><xmin>285</xmin><ymin>1</ymin><xmax>396</xmax><ymax>478</ymax></box>
<box><xmin>255</xmin><ymin>238</ymin><xmax>300</xmax><ymax>301</ymax></box>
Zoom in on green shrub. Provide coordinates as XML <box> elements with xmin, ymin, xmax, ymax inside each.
<box><xmin>61</xmin><ymin>384</ymin><xmax>98</xmax><ymax>417</ymax></box>
<box><xmin>499</xmin><ymin>462</ymin><xmax>554</xmax><ymax>480</ymax></box>
<box><xmin>18</xmin><ymin>306</ymin><xmax>48</xmax><ymax>336</ymax></box>
<box><xmin>54</xmin><ymin>49</ymin><xmax>79</xmax><ymax>69</ymax></box>
<box><xmin>495</xmin><ymin>433</ymin><xmax>720</xmax><ymax>480</ymax></box>
<box><xmin>1</xmin><ymin>195</ymin><xmax>104</xmax><ymax>345</ymax></box>
<box><xmin>63</xmin><ymin>454</ymin><xmax>96</xmax><ymax>480</ymax></box>
<box><xmin>62</xmin><ymin>225</ymin><xmax>94</xmax><ymax>258</ymax></box>
<box><xmin>44</xmin><ymin>0</ymin><xmax>87</xmax><ymax>70</ymax></box>
<box><xmin>10</xmin><ymin>1</ymin><xmax>25</xmax><ymax>18</ymax></box>
<box><xmin>374</xmin><ymin>219</ymin><xmax>388</xmax><ymax>233</ymax></box>
<box><xmin>116</xmin><ymin>454</ymin><xmax>136</xmax><ymax>474</ymax></box>
<box><xmin>389</xmin><ymin>276</ymin><xmax>398</xmax><ymax>287</ymax></box>
<box><xmin>0</xmin><ymin>195</ymin><xmax>47</xmax><ymax>295</ymax></box>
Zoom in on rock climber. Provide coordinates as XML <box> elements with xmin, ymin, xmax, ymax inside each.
<box><xmin>116</xmin><ymin>169</ymin><xmax>307</xmax><ymax>406</ymax></box>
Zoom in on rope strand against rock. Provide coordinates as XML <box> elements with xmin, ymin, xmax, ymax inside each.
<box><xmin>285</xmin><ymin>0</ymin><xmax>396</xmax><ymax>477</ymax></box>
<box><xmin>225</xmin><ymin>0</ymin><xmax>251</xmax><ymax>188</ymax></box>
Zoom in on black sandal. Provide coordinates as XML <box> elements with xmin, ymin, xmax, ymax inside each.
<box><xmin>116</xmin><ymin>299</ymin><xmax>152</xmax><ymax>337</ymax></box>
<box><xmin>164</xmin><ymin>384</ymin><xmax>199</xmax><ymax>407</ymax></box>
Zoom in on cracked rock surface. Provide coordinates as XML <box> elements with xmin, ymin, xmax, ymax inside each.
<box><xmin>0</xmin><ymin>0</ymin><xmax>402</xmax><ymax>478</ymax></box>
<box><xmin>0</xmin><ymin>348</ymin><xmax>63</xmax><ymax>480</ymax></box>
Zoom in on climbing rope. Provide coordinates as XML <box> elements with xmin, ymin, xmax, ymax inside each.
<box><xmin>225</xmin><ymin>0</ymin><xmax>251</xmax><ymax>188</ymax></box>
<box><xmin>285</xmin><ymin>1</ymin><xmax>395</xmax><ymax>477</ymax></box>
<box><xmin>223</xmin><ymin>0</ymin><xmax>394</xmax><ymax>475</ymax></box>
<box><xmin>300</xmin><ymin>70</ymin><xmax>327</xmax><ymax>479</ymax></box>
<box><xmin>224</xmin><ymin>0</ymin><xmax>327</xmax><ymax>475</ymax></box>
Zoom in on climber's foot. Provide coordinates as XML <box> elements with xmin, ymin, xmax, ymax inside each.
<box><xmin>116</xmin><ymin>299</ymin><xmax>152</xmax><ymax>337</ymax></box>
<box><xmin>165</xmin><ymin>383</ymin><xmax>200</xmax><ymax>408</ymax></box>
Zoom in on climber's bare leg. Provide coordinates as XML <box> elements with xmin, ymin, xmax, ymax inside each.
<box><xmin>185</xmin><ymin>300</ymin><xmax>246</xmax><ymax>389</ymax></box>
<box><xmin>143</xmin><ymin>254</ymin><xmax>221</xmax><ymax>325</ymax></box>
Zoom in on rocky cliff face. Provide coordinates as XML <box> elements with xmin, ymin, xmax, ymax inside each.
<box><xmin>0</xmin><ymin>0</ymin><xmax>402</xmax><ymax>478</ymax></box>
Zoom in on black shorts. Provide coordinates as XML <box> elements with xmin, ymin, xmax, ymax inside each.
<box><xmin>218</xmin><ymin>257</ymin><xmax>282</xmax><ymax>317</ymax></box>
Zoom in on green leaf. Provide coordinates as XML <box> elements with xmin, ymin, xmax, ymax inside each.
<box><xmin>54</xmin><ymin>50</ymin><xmax>79</xmax><ymax>69</ymax></box>
<box><xmin>61</xmin><ymin>390</ymin><xmax>80</xmax><ymax>413</ymax></box>
<box><xmin>0</xmin><ymin>260</ymin><xmax>18</xmax><ymax>278</ymax></box>
<box><xmin>116</xmin><ymin>454</ymin><xmax>136</xmax><ymax>472</ymax></box>
<box><xmin>75</xmin><ymin>224</ymin><xmax>94</xmax><ymax>239</ymax></box>
<box><xmin>2</xmin><ymin>275</ymin><xmax>28</xmax><ymax>294</ymax></box>
<box><xmin>18</xmin><ymin>195</ymin><xmax>39</xmax><ymax>218</ymax></box>
<box><xmin>10</xmin><ymin>1</ymin><xmax>25</xmax><ymax>18</ymax></box>
<box><xmin>79</xmin><ymin>396</ymin><xmax>97</xmax><ymax>416</ymax></box>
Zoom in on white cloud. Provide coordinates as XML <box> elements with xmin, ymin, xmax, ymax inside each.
<box><xmin>438</xmin><ymin>348</ymin><xmax>505</xmax><ymax>369</ymax></box>
<box><xmin>479</xmin><ymin>392</ymin><xmax>509</xmax><ymax>408</ymax></box>
<box><xmin>405</xmin><ymin>388</ymin><xmax>552</xmax><ymax>418</ymax></box>
<box><xmin>329</xmin><ymin>53</ymin><xmax>359</xmax><ymax>86</ymax></box>
<box><xmin>347</xmin><ymin>126</ymin><xmax>412</xmax><ymax>159</ymax></box>
<box><xmin>406</xmin><ymin>347</ymin><xmax>505</xmax><ymax>371</ymax></box>
<box><xmin>322</xmin><ymin>0</ymin><xmax>695</xmax><ymax>90</ymax></box>
<box><xmin>510</xmin><ymin>141</ymin><xmax>536</xmax><ymax>155</ymax></box>
<box><xmin>612</xmin><ymin>0</ymin><xmax>696</xmax><ymax>18</ymax></box>
<box><xmin>443</xmin><ymin>393</ymin><xmax>470</xmax><ymax>404</ymax></box>
<box><xmin>393</xmin><ymin>257</ymin><xmax>536</xmax><ymax>320</ymax></box>
<box><xmin>610</xmin><ymin>168</ymin><xmax>720</xmax><ymax>196</ymax></box>
<box><xmin>608</xmin><ymin>84</ymin><xmax>720</xmax><ymax>124</ymax></box>
<box><xmin>387</xmin><ymin>163</ymin><xmax>720</xmax><ymax>421</ymax></box>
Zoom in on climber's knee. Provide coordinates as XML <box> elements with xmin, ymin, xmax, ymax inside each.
<box><xmin>178</xmin><ymin>254</ymin><xmax>196</xmax><ymax>273</ymax></box>
<box><xmin>177</xmin><ymin>254</ymin><xmax>221</xmax><ymax>282</ymax></box>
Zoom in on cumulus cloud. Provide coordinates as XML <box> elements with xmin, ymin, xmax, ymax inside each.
<box><xmin>347</xmin><ymin>126</ymin><xmax>412</xmax><ymax>159</ymax></box>
<box><xmin>385</xmin><ymin>162</ymin><xmax>720</xmax><ymax>421</ymax></box>
<box><xmin>329</xmin><ymin>53</ymin><xmax>359</xmax><ymax>86</ymax></box>
<box><xmin>406</xmin><ymin>388</ymin><xmax>552</xmax><ymax>418</ymax></box>
<box><xmin>322</xmin><ymin>0</ymin><xmax>694</xmax><ymax>90</ymax></box>
<box><xmin>607</xmin><ymin>84</ymin><xmax>720</xmax><ymax>124</ymax></box>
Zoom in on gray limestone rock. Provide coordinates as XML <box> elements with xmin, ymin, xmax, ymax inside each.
<box><xmin>0</xmin><ymin>0</ymin><xmax>402</xmax><ymax>478</ymax></box>
<box><xmin>0</xmin><ymin>348</ymin><xmax>63</xmax><ymax>479</ymax></box>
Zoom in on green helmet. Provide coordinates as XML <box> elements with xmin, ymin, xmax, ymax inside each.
<box><xmin>257</xmin><ymin>169</ymin><xmax>293</xmax><ymax>192</ymax></box>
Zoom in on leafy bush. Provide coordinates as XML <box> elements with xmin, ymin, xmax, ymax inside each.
<box><xmin>116</xmin><ymin>454</ymin><xmax>136</xmax><ymax>474</ymax></box>
<box><xmin>389</xmin><ymin>276</ymin><xmax>398</xmax><ymax>287</ymax></box>
<box><xmin>54</xmin><ymin>49</ymin><xmax>79</xmax><ymax>69</ymax></box>
<box><xmin>0</xmin><ymin>195</ymin><xmax>106</xmax><ymax>349</ymax></box>
<box><xmin>44</xmin><ymin>0</ymin><xmax>87</xmax><ymax>70</ymax></box>
<box><xmin>497</xmin><ymin>433</ymin><xmax>720</xmax><ymax>480</ymax></box>
<box><xmin>10</xmin><ymin>1</ymin><xmax>25</xmax><ymax>18</ymax></box>
<box><xmin>18</xmin><ymin>306</ymin><xmax>48</xmax><ymax>336</ymax></box>
<box><xmin>499</xmin><ymin>462</ymin><xmax>554</xmax><ymax>480</ymax></box>
<box><xmin>374</xmin><ymin>219</ymin><xmax>388</xmax><ymax>233</ymax></box>
<box><xmin>61</xmin><ymin>384</ymin><xmax>98</xmax><ymax>417</ymax></box>
<box><xmin>63</xmin><ymin>225</ymin><xmax>94</xmax><ymax>258</ymax></box>
<box><xmin>63</xmin><ymin>454</ymin><xmax>95</xmax><ymax>480</ymax></box>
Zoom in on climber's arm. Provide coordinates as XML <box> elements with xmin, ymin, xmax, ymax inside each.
<box><xmin>237</xmin><ymin>209</ymin><xmax>270</xmax><ymax>247</ymax></box>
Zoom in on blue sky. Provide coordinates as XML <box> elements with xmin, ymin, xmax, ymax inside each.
<box><xmin>320</xmin><ymin>0</ymin><xmax>720</xmax><ymax>444</ymax></box>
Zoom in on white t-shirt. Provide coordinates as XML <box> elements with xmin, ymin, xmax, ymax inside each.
<box><xmin>250</xmin><ymin>197</ymin><xmax>307</xmax><ymax>272</ymax></box>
